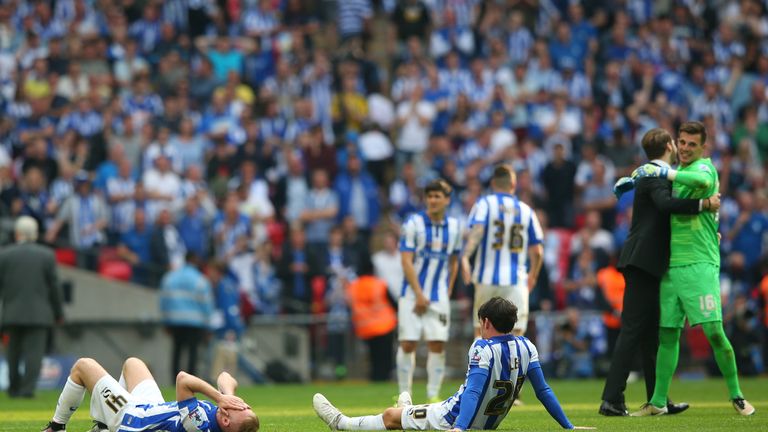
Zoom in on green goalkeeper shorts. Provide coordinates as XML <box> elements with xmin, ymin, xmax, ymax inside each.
<box><xmin>659</xmin><ymin>262</ymin><xmax>722</xmax><ymax>328</ymax></box>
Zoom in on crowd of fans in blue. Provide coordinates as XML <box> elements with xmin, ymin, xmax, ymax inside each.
<box><xmin>0</xmin><ymin>0</ymin><xmax>767</xmax><ymax>379</ymax></box>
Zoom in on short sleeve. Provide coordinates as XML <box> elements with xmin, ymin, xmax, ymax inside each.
<box><xmin>399</xmin><ymin>217</ymin><xmax>417</xmax><ymax>252</ymax></box>
<box><xmin>467</xmin><ymin>340</ymin><xmax>492</xmax><ymax>370</ymax></box>
<box><xmin>522</xmin><ymin>337</ymin><xmax>540</xmax><ymax>364</ymax></box>
<box><xmin>527</xmin><ymin>210</ymin><xmax>544</xmax><ymax>246</ymax></box>
<box><xmin>468</xmin><ymin>198</ymin><xmax>489</xmax><ymax>227</ymax></box>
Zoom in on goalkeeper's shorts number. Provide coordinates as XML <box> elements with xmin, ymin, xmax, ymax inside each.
<box><xmin>699</xmin><ymin>294</ymin><xmax>716</xmax><ymax>312</ymax></box>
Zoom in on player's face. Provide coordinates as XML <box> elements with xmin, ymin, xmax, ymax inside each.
<box><xmin>425</xmin><ymin>191</ymin><xmax>450</xmax><ymax>216</ymax></box>
<box><xmin>677</xmin><ymin>132</ymin><xmax>704</xmax><ymax>166</ymax></box>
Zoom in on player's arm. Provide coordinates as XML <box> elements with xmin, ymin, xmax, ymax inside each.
<box><xmin>633</xmin><ymin>163</ymin><xmax>712</xmax><ymax>189</ymax></box>
<box><xmin>447</xmin><ymin>254</ymin><xmax>459</xmax><ymax>297</ymax></box>
<box><xmin>527</xmin><ymin>244</ymin><xmax>543</xmax><ymax>293</ymax></box>
<box><xmin>175</xmin><ymin>371</ymin><xmax>249</xmax><ymax>413</ymax></box>
<box><xmin>461</xmin><ymin>224</ymin><xmax>484</xmax><ymax>285</ymax></box>
<box><xmin>645</xmin><ymin>178</ymin><xmax>712</xmax><ymax>214</ymax></box>
<box><xmin>526</xmin><ymin>362</ymin><xmax>574</xmax><ymax>429</ymax></box>
<box><xmin>401</xmin><ymin>250</ymin><xmax>428</xmax><ymax>312</ymax></box>
<box><xmin>216</xmin><ymin>371</ymin><xmax>238</xmax><ymax>395</ymax></box>
<box><xmin>451</xmin><ymin>365</ymin><xmax>490</xmax><ymax>431</ymax></box>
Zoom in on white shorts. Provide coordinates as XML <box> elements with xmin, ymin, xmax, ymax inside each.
<box><xmin>400</xmin><ymin>403</ymin><xmax>452</xmax><ymax>430</ymax></box>
<box><xmin>398</xmin><ymin>298</ymin><xmax>450</xmax><ymax>342</ymax></box>
<box><xmin>91</xmin><ymin>376</ymin><xmax>165</xmax><ymax>430</ymax></box>
<box><xmin>473</xmin><ymin>283</ymin><xmax>529</xmax><ymax>333</ymax></box>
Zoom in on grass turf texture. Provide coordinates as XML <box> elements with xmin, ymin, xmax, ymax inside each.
<box><xmin>1</xmin><ymin>378</ymin><xmax>766</xmax><ymax>431</ymax></box>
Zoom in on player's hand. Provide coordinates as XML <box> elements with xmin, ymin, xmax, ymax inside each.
<box><xmin>706</xmin><ymin>193</ymin><xmax>721</xmax><ymax>211</ymax></box>
<box><xmin>218</xmin><ymin>394</ymin><xmax>250</xmax><ymax>416</ymax></box>
<box><xmin>613</xmin><ymin>177</ymin><xmax>635</xmax><ymax>199</ymax></box>
<box><xmin>446</xmin><ymin>429</ymin><xmax>464</xmax><ymax>432</ymax></box>
<box><xmin>631</xmin><ymin>163</ymin><xmax>668</xmax><ymax>180</ymax></box>
<box><xmin>414</xmin><ymin>294</ymin><xmax>429</xmax><ymax>315</ymax></box>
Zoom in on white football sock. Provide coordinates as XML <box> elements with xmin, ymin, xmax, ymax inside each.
<box><xmin>52</xmin><ymin>377</ymin><xmax>86</xmax><ymax>424</ymax></box>
<box><xmin>396</xmin><ymin>347</ymin><xmax>415</xmax><ymax>394</ymax></box>
<box><xmin>337</xmin><ymin>414</ymin><xmax>386</xmax><ymax>430</ymax></box>
<box><xmin>426</xmin><ymin>351</ymin><xmax>446</xmax><ymax>399</ymax></box>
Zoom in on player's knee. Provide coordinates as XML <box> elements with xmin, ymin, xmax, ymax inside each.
<box><xmin>400</xmin><ymin>342</ymin><xmax>417</xmax><ymax>353</ymax></box>
<box><xmin>123</xmin><ymin>357</ymin><xmax>143</xmax><ymax>370</ymax></box>
<box><xmin>382</xmin><ymin>408</ymin><xmax>402</xmax><ymax>429</ymax></box>
<box><xmin>74</xmin><ymin>357</ymin><xmax>96</xmax><ymax>371</ymax></box>
<box><xmin>426</xmin><ymin>342</ymin><xmax>444</xmax><ymax>353</ymax></box>
<box><xmin>703</xmin><ymin>323</ymin><xmax>727</xmax><ymax>348</ymax></box>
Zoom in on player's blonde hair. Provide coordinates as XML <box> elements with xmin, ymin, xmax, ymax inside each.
<box><xmin>237</xmin><ymin>414</ymin><xmax>259</xmax><ymax>432</ymax></box>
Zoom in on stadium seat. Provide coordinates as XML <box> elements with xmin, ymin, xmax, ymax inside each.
<box><xmin>54</xmin><ymin>248</ymin><xmax>77</xmax><ymax>267</ymax></box>
<box><xmin>98</xmin><ymin>260</ymin><xmax>132</xmax><ymax>282</ymax></box>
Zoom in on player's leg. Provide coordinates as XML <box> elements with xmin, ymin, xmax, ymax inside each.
<box><xmin>473</xmin><ymin>284</ymin><xmax>494</xmax><ymax>338</ymax></box>
<box><xmin>313</xmin><ymin>393</ymin><xmax>392</xmax><ymax>430</ymax></box>
<box><xmin>425</xmin><ymin>341</ymin><xmax>445</xmax><ymax>402</ymax></box>
<box><xmin>424</xmin><ymin>300</ymin><xmax>449</xmax><ymax>402</ymax></box>
<box><xmin>397</xmin><ymin>296</ymin><xmax>421</xmax><ymax>395</ymax></box>
<box><xmin>645</xmin><ymin>268</ymin><xmax>687</xmax><ymax>410</ymax></box>
<box><xmin>508</xmin><ymin>284</ymin><xmax>529</xmax><ymax>337</ymax></box>
<box><xmin>122</xmin><ymin>357</ymin><xmax>165</xmax><ymax>404</ymax></box>
<box><xmin>701</xmin><ymin>321</ymin><xmax>743</xmax><ymax>399</ymax></box>
<box><xmin>44</xmin><ymin>358</ymin><xmax>110</xmax><ymax>430</ymax></box>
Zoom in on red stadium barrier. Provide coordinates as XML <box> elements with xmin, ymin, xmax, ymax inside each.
<box><xmin>54</xmin><ymin>248</ymin><xmax>77</xmax><ymax>267</ymax></box>
<box><xmin>98</xmin><ymin>260</ymin><xmax>132</xmax><ymax>282</ymax></box>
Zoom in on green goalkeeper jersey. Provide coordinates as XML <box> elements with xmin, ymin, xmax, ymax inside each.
<box><xmin>669</xmin><ymin>157</ymin><xmax>719</xmax><ymax>267</ymax></box>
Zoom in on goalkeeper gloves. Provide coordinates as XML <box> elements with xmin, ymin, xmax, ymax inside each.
<box><xmin>631</xmin><ymin>163</ymin><xmax>669</xmax><ymax>180</ymax></box>
<box><xmin>613</xmin><ymin>176</ymin><xmax>635</xmax><ymax>199</ymax></box>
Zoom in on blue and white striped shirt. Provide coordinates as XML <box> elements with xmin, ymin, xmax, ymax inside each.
<box><xmin>443</xmin><ymin>335</ymin><xmax>538</xmax><ymax>429</ymax></box>
<box><xmin>399</xmin><ymin>212</ymin><xmax>462</xmax><ymax>301</ymax></box>
<box><xmin>118</xmin><ymin>397</ymin><xmax>220</xmax><ymax>432</ymax></box>
<box><xmin>468</xmin><ymin>194</ymin><xmax>543</xmax><ymax>286</ymax></box>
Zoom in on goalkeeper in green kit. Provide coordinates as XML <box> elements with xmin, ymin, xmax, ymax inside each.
<box><xmin>622</xmin><ymin>121</ymin><xmax>755</xmax><ymax>417</ymax></box>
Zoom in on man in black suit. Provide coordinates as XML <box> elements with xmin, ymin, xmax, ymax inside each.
<box><xmin>0</xmin><ymin>216</ymin><xmax>63</xmax><ymax>398</ymax></box>
<box><xmin>599</xmin><ymin>128</ymin><xmax>720</xmax><ymax>416</ymax></box>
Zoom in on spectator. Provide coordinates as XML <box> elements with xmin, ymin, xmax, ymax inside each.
<box><xmin>372</xmin><ymin>230</ymin><xmax>404</xmax><ymax>301</ymax></box>
<box><xmin>45</xmin><ymin>172</ymin><xmax>107</xmax><ymax>270</ymax></box>
<box><xmin>159</xmin><ymin>252</ymin><xmax>214</xmax><ymax>381</ymax></box>
<box><xmin>150</xmin><ymin>207</ymin><xmax>187</xmax><ymax>280</ymax></box>
<box><xmin>208</xmin><ymin>259</ymin><xmax>244</xmax><ymax>382</ymax></box>
<box><xmin>177</xmin><ymin>195</ymin><xmax>211</xmax><ymax>261</ymax></box>
<box><xmin>116</xmin><ymin>207</ymin><xmax>153</xmax><ymax>285</ymax></box>
<box><xmin>396</xmin><ymin>83</ymin><xmax>435</xmax><ymax>163</ymax></box>
<box><xmin>334</xmin><ymin>152</ymin><xmax>380</xmax><ymax>236</ymax></box>
<box><xmin>541</xmin><ymin>143</ymin><xmax>576</xmax><ymax>228</ymax></box>
<box><xmin>274</xmin><ymin>151</ymin><xmax>309</xmax><ymax>223</ymax></box>
<box><xmin>278</xmin><ymin>223</ymin><xmax>312</xmax><ymax>314</ymax></box>
<box><xmin>212</xmin><ymin>192</ymin><xmax>251</xmax><ymax>260</ymax></box>
<box><xmin>301</xmin><ymin>169</ymin><xmax>338</xmax><ymax>249</ymax></box>
<box><xmin>143</xmin><ymin>154</ymin><xmax>181</xmax><ymax>222</ymax></box>
<box><xmin>0</xmin><ymin>216</ymin><xmax>62</xmax><ymax>398</ymax></box>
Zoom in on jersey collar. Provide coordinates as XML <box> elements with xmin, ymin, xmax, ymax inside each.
<box><xmin>650</xmin><ymin>159</ymin><xmax>671</xmax><ymax>168</ymax></box>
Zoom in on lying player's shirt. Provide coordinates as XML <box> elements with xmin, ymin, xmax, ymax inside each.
<box><xmin>118</xmin><ymin>398</ymin><xmax>220</xmax><ymax>432</ymax></box>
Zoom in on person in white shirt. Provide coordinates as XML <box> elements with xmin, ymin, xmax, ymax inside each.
<box><xmin>396</xmin><ymin>84</ymin><xmax>436</xmax><ymax>161</ymax></box>
<box><xmin>143</xmin><ymin>154</ymin><xmax>181</xmax><ymax>222</ymax></box>
<box><xmin>372</xmin><ymin>230</ymin><xmax>404</xmax><ymax>301</ymax></box>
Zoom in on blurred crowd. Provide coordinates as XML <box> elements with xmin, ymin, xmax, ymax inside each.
<box><xmin>0</xmin><ymin>0</ymin><xmax>767</xmax><ymax>379</ymax></box>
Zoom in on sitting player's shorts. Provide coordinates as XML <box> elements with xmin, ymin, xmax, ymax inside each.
<box><xmin>474</xmin><ymin>283</ymin><xmax>529</xmax><ymax>333</ymax></box>
<box><xmin>91</xmin><ymin>375</ymin><xmax>165</xmax><ymax>430</ymax></box>
<box><xmin>398</xmin><ymin>297</ymin><xmax>450</xmax><ymax>342</ymax></box>
<box><xmin>400</xmin><ymin>402</ymin><xmax>453</xmax><ymax>430</ymax></box>
<box><xmin>660</xmin><ymin>262</ymin><xmax>722</xmax><ymax>328</ymax></box>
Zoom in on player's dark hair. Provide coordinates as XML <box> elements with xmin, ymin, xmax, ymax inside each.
<box><xmin>640</xmin><ymin>128</ymin><xmax>673</xmax><ymax>160</ymax></box>
<box><xmin>490</xmin><ymin>164</ymin><xmax>516</xmax><ymax>190</ymax></box>
<box><xmin>678</xmin><ymin>121</ymin><xmax>707</xmax><ymax>145</ymax></box>
<box><xmin>478</xmin><ymin>297</ymin><xmax>518</xmax><ymax>333</ymax></box>
<box><xmin>424</xmin><ymin>179</ymin><xmax>452</xmax><ymax>197</ymax></box>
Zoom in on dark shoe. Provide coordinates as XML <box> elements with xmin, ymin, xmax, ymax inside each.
<box><xmin>87</xmin><ymin>421</ymin><xmax>109</xmax><ymax>432</ymax></box>
<box><xmin>666</xmin><ymin>401</ymin><xmax>690</xmax><ymax>415</ymax></box>
<box><xmin>41</xmin><ymin>421</ymin><xmax>66</xmax><ymax>432</ymax></box>
<box><xmin>599</xmin><ymin>400</ymin><xmax>628</xmax><ymax>416</ymax></box>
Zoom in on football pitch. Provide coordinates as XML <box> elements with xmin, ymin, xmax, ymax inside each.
<box><xmin>1</xmin><ymin>378</ymin><xmax>766</xmax><ymax>431</ymax></box>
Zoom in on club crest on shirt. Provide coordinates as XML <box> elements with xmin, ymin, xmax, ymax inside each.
<box><xmin>469</xmin><ymin>346</ymin><xmax>483</xmax><ymax>365</ymax></box>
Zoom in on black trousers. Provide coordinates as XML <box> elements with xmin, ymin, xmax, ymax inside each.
<box><xmin>169</xmin><ymin>326</ymin><xmax>206</xmax><ymax>382</ymax></box>
<box><xmin>601</xmin><ymin>266</ymin><xmax>660</xmax><ymax>403</ymax></box>
<box><xmin>366</xmin><ymin>331</ymin><xmax>395</xmax><ymax>382</ymax></box>
<box><xmin>6</xmin><ymin>325</ymin><xmax>48</xmax><ymax>396</ymax></box>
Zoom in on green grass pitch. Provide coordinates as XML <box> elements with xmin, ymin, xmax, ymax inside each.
<box><xmin>1</xmin><ymin>378</ymin><xmax>766</xmax><ymax>431</ymax></box>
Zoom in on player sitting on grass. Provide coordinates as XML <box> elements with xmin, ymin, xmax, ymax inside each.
<box><xmin>313</xmin><ymin>297</ymin><xmax>593</xmax><ymax>431</ymax></box>
<box><xmin>42</xmin><ymin>357</ymin><xmax>258</xmax><ymax>432</ymax></box>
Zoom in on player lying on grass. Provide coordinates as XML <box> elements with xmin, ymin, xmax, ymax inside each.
<box><xmin>314</xmin><ymin>297</ymin><xmax>593</xmax><ymax>431</ymax></box>
<box><xmin>42</xmin><ymin>357</ymin><xmax>258</xmax><ymax>432</ymax></box>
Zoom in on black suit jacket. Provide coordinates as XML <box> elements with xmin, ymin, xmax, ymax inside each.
<box><xmin>617</xmin><ymin>176</ymin><xmax>701</xmax><ymax>279</ymax></box>
<box><xmin>0</xmin><ymin>242</ymin><xmax>61</xmax><ymax>326</ymax></box>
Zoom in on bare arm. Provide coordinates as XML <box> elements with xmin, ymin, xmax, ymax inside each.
<box><xmin>447</xmin><ymin>255</ymin><xmax>458</xmax><ymax>298</ymax></box>
<box><xmin>216</xmin><ymin>371</ymin><xmax>238</xmax><ymax>395</ymax></box>
<box><xmin>527</xmin><ymin>244</ymin><xmax>543</xmax><ymax>293</ymax></box>
<box><xmin>176</xmin><ymin>371</ymin><xmax>248</xmax><ymax>414</ymax></box>
<box><xmin>461</xmin><ymin>224</ymin><xmax>485</xmax><ymax>285</ymax></box>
